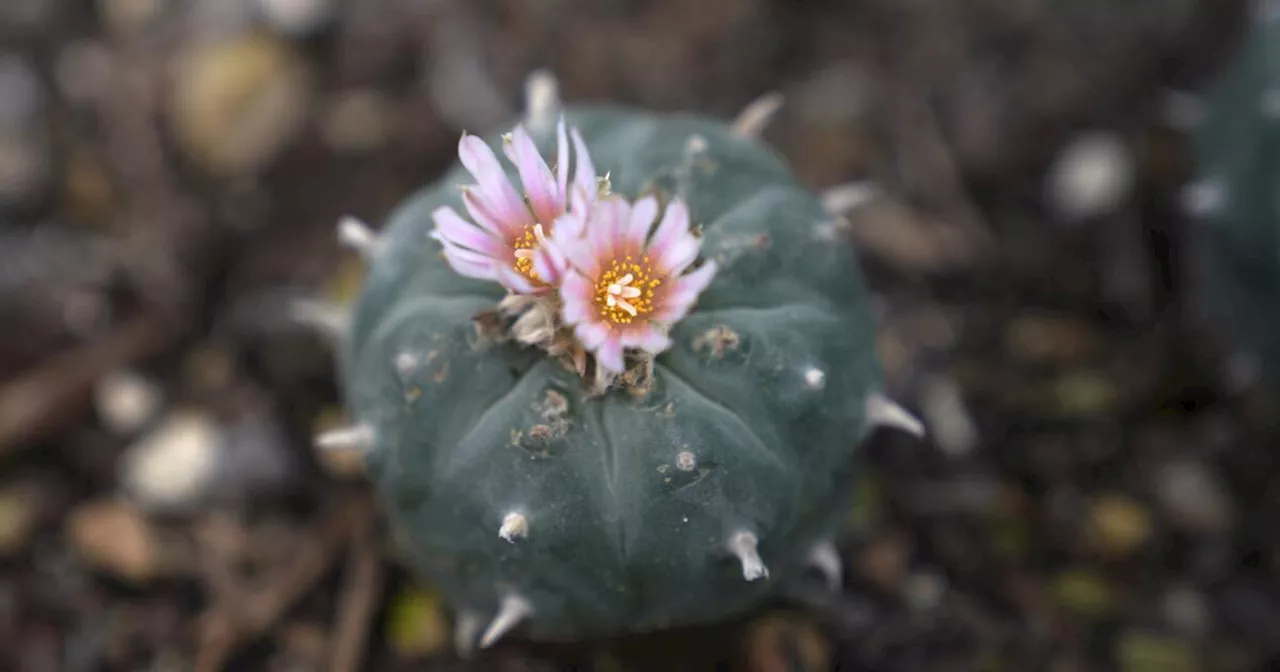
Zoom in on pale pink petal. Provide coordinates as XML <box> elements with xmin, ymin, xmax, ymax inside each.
<box><xmin>651</xmin><ymin>261</ymin><xmax>717</xmax><ymax>323</ymax></box>
<box><xmin>570</xmin><ymin>128</ymin><xmax>597</xmax><ymax>201</ymax></box>
<box><xmin>654</xmin><ymin>234</ymin><xmax>700</xmax><ymax>276</ymax></box>
<box><xmin>596</xmin><ymin>333</ymin><xmax>626</xmax><ymax>373</ymax></box>
<box><xmin>532</xmin><ymin>238</ymin><xmax>566</xmax><ymax>287</ymax></box>
<box><xmin>441</xmin><ymin>253</ymin><xmax>498</xmax><ymax>281</ymax></box>
<box><xmin>622</xmin><ymin>195</ymin><xmax>658</xmax><ymax>255</ymax></box>
<box><xmin>575</xmin><ymin>321</ymin><xmax>611</xmax><ymax>350</ymax></box>
<box><xmin>557</xmin><ymin>213</ymin><xmax>602</xmax><ymax>278</ymax></box>
<box><xmin>431</xmin><ymin>207</ymin><xmax>508</xmax><ymax>259</ymax></box>
<box><xmin>551</xmin><ymin>210</ymin><xmax>586</xmax><ymax>244</ymax></box>
<box><xmin>458</xmin><ymin>134</ymin><xmax>532</xmax><ymax>230</ymax></box>
<box><xmin>588</xmin><ymin>198</ymin><xmax>628</xmax><ymax>267</ymax></box>
<box><xmin>560</xmin><ymin>271</ymin><xmax>594</xmax><ymax>324</ymax></box>
<box><xmin>503</xmin><ymin>127</ymin><xmax>561</xmax><ymax>225</ymax></box>
<box><xmin>555</xmin><ymin>117</ymin><xmax>569</xmax><ymax>201</ymax></box>
<box><xmin>569</xmin><ymin>182</ymin><xmax>593</xmax><ymax>217</ymax></box>
<box><xmin>463</xmin><ymin>188</ymin><xmax>523</xmax><ymax>239</ymax></box>
<box><xmin>648</xmin><ymin>200</ymin><xmax>691</xmax><ymax>263</ymax></box>
<box><xmin>495</xmin><ymin>264</ymin><xmax>537</xmax><ymax>294</ymax></box>
<box><xmin>621</xmin><ymin>323</ymin><xmax>672</xmax><ymax>354</ymax></box>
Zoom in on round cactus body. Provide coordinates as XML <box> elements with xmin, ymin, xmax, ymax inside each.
<box><xmin>1194</xmin><ymin>16</ymin><xmax>1280</xmax><ymax>389</ymax></box>
<box><xmin>334</xmin><ymin>102</ymin><xmax>894</xmax><ymax>644</ymax></box>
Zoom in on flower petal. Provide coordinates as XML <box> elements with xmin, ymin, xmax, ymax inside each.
<box><xmin>431</xmin><ymin>206</ymin><xmax>508</xmax><ymax>259</ymax></box>
<box><xmin>556</xmin><ymin>212</ymin><xmax>601</xmax><ymax>278</ymax></box>
<box><xmin>623</xmin><ymin>195</ymin><xmax>658</xmax><ymax>255</ymax></box>
<box><xmin>503</xmin><ymin>127</ymin><xmax>562</xmax><ymax>225</ymax></box>
<box><xmin>570</xmin><ymin>127</ymin><xmax>597</xmax><ymax>201</ymax></box>
<box><xmin>560</xmin><ymin>271</ymin><xmax>594</xmax><ymax>324</ymax></box>
<box><xmin>495</xmin><ymin>264</ymin><xmax>538</xmax><ymax>294</ymax></box>
<box><xmin>621</xmin><ymin>323</ymin><xmax>672</xmax><ymax>354</ymax></box>
<box><xmin>459</xmin><ymin>134</ymin><xmax>533</xmax><ymax>231</ymax></box>
<box><xmin>588</xmin><ymin>197</ymin><xmax>628</xmax><ymax>267</ymax></box>
<box><xmin>575</xmin><ymin>321</ymin><xmax>611</xmax><ymax>350</ymax></box>
<box><xmin>463</xmin><ymin>188</ymin><xmax>522</xmax><ymax>239</ymax></box>
<box><xmin>532</xmin><ymin>238</ymin><xmax>566</xmax><ymax>287</ymax></box>
<box><xmin>595</xmin><ymin>332</ymin><xmax>626</xmax><ymax>374</ymax></box>
<box><xmin>442</xmin><ymin>256</ymin><xmax>498</xmax><ymax>280</ymax></box>
<box><xmin>555</xmin><ymin>117</ymin><xmax>569</xmax><ymax>202</ymax></box>
<box><xmin>648</xmin><ymin>199</ymin><xmax>695</xmax><ymax>272</ymax></box>
<box><xmin>652</xmin><ymin>261</ymin><xmax>717</xmax><ymax>323</ymax></box>
<box><xmin>655</xmin><ymin>234</ymin><xmax>700</xmax><ymax>276</ymax></box>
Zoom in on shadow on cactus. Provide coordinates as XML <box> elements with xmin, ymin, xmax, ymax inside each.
<box><xmin>309</xmin><ymin>72</ymin><xmax>924</xmax><ymax>651</ymax></box>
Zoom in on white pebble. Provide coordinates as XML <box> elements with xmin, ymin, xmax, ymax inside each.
<box><xmin>1045</xmin><ymin>131</ymin><xmax>1134</xmax><ymax>222</ymax></box>
<box><xmin>256</xmin><ymin>0</ymin><xmax>334</xmax><ymax>35</ymax></box>
<box><xmin>120</xmin><ymin>410</ymin><xmax>221</xmax><ymax>512</ymax></box>
<box><xmin>1153</xmin><ymin>458</ymin><xmax>1235</xmax><ymax>535</ymax></box>
<box><xmin>94</xmin><ymin>369</ymin><xmax>162</xmax><ymax>435</ymax></box>
<box><xmin>920</xmin><ymin>376</ymin><xmax>978</xmax><ymax>457</ymax></box>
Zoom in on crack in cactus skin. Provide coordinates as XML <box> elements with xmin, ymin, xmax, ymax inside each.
<box><xmin>337</xmin><ymin>106</ymin><xmax>882</xmax><ymax>640</ymax></box>
<box><xmin>1194</xmin><ymin>16</ymin><xmax>1280</xmax><ymax>391</ymax></box>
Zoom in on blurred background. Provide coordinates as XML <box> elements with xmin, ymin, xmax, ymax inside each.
<box><xmin>0</xmin><ymin>0</ymin><xmax>1275</xmax><ymax>670</ymax></box>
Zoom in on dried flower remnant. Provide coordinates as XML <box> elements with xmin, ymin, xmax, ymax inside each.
<box><xmin>430</xmin><ymin>119</ymin><xmax>598</xmax><ymax>293</ymax></box>
<box><xmin>559</xmin><ymin>195</ymin><xmax>717</xmax><ymax>373</ymax></box>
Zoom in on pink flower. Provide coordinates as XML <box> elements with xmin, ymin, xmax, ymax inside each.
<box><xmin>430</xmin><ymin>118</ymin><xmax>597</xmax><ymax>293</ymax></box>
<box><xmin>559</xmin><ymin>195</ymin><xmax>717</xmax><ymax>374</ymax></box>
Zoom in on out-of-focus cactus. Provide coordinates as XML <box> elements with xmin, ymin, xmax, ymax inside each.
<box><xmin>1192</xmin><ymin>12</ymin><xmax>1280</xmax><ymax>388</ymax></box>
<box><xmin>311</xmin><ymin>74</ymin><xmax>923</xmax><ymax>648</ymax></box>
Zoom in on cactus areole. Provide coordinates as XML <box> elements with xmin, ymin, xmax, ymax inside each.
<box><xmin>336</xmin><ymin>105</ymin><xmax>886</xmax><ymax>643</ymax></box>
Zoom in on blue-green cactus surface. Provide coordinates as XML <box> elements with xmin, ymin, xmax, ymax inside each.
<box><xmin>336</xmin><ymin>105</ymin><xmax>886</xmax><ymax>642</ymax></box>
<box><xmin>1194</xmin><ymin>15</ymin><xmax>1280</xmax><ymax>389</ymax></box>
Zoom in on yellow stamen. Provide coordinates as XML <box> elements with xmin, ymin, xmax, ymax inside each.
<box><xmin>594</xmin><ymin>256</ymin><xmax>658</xmax><ymax>325</ymax></box>
<box><xmin>512</xmin><ymin>223</ymin><xmax>548</xmax><ymax>282</ymax></box>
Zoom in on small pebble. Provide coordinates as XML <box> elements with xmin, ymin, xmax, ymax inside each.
<box><xmin>1051</xmin><ymin>569</ymin><xmax>1115</xmax><ymax>620</ymax></box>
<box><xmin>213</xmin><ymin>410</ymin><xmax>296</xmax><ymax>503</ymax></box>
<box><xmin>119</xmin><ymin>410</ymin><xmax>221</xmax><ymax>512</ymax></box>
<box><xmin>904</xmin><ymin>571</ymin><xmax>947</xmax><ymax>613</ymax></box>
<box><xmin>0</xmin><ymin>130</ymin><xmax>53</xmax><ymax>206</ymax></box>
<box><xmin>320</xmin><ymin>89</ymin><xmax>392</xmax><ymax>154</ymax></box>
<box><xmin>1115</xmin><ymin>629</ymin><xmax>1200</xmax><ymax>672</ymax></box>
<box><xmin>1153</xmin><ymin>458</ymin><xmax>1235</xmax><ymax>535</ymax></box>
<box><xmin>386</xmin><ymin>586</ymin><xmax>450</xmax><ymax>659</ymax></box>
<box><xmin>0</xmin><ymin>55</ymin><xmax>42</xmax><ymax>128</ymax></box>
<box><xmin>94</xmin><ymin>369</ymin><xmax>163</xmax><ymax>436</ymax></box>
<box><xmin>0</xmin><ymin>481</ymin><xmax>42</xmax><ymax>556</ymax></box>
<box><xmin>919</xmin><ymin>376</ymin><xmax>978</xmax><ymax>457</ymax></box>
<box><xmin>169</xmin><ymin>33</ymin><xmax>312</xmax><ymax>175</ymax></box>
<box><xmin>0</xmin><ymin>0</ymin><xmax>59</xmax><ymax>29</ymax></box>
<box><xmin>97</xmin><ymin>0</ymin><xmax>162</xmax><ymax>35</ymax></box>
<box><xmin>54</xmin><ymin>41</ymin><xmax>114</xmax><ymax>105</ymax></box>
<box><xmin>1160</xmin><ymin>584</ymin><xmax>1210</xmax><ymax>638</ymax></box>
<box><xmin>743</xmin><ymin>613</ymin><xmax>831</xmax><ymax>672</ymax></box>
<box><xmin>1045</xmin><ymin>130</ymin><xmax>1134</xmax><ymax>222</ymax></box>
<box><xmin>66</xmin><ymin>498</ymin><xmax>163</xmax><ymax>583</ymax></box>
<box><xmin>256</xmin><ymin>0</ymin><xmax>334</xmax><ymax>36</ymax></box>
<box><xmin>856</xmin><ymin>533</ymin><xmax>909</xmax><ymax>594</ymax></box>
<box><xmin>1086</xmin><ymin>493</ymin><xmax>1153</xmax><ymax>559</ymax></box>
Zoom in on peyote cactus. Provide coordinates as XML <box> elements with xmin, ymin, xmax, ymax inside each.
<box><xmin>316</xmin><ymin>75</ymin><xmax>923</xmax><ymax>647</ymax></box>
<box><xmin>1192</xmin><ymin>12</ymin><xmax>1280</xmax><ymax>390</ymax></box>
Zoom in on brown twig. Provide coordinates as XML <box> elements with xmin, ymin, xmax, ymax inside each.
<box><xmin>329</xmin><ymin>526</ymin><xmax>384</xmax><ymax>672</ymax></box>
<box><xmin>193</xmin><ymin>496</ymin><xmax>371</xmax><ymax>672</ymax></box>
<box><xmin>0</xmin><ymin>314</ymin><xmax>173</xmax><ymax>458</ymax></box>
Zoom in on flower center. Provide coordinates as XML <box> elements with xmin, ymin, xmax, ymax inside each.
<box><xmin>512</xmin><ymin>223</ymin><xmax>549</xmax><ymax>283</ymax></box>
<box><xmin>594</xmin><ymin>256</ymin><xmax>659</xmax><ymax>325</ymax></box>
